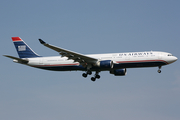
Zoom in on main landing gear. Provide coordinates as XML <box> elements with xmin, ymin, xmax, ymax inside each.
<box><xmin>82</xmin><ymin>71</ymin><xmax>100</xmax><ymax>82</ymax></box>
<box><xmin>82</xmin><ymin>70</ymin><xmax>92</xmax><ymax>78</ymax></box>
<box><xmin>158</xmin><ymin>66</ymin><xmax>162</xmax><ymax>73</ymax></box>
<box><xmin>91</xmin><ymin>71</ymin><xmax>100</xmax><ymax>81</ymax></box>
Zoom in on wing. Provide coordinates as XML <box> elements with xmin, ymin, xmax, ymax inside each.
<box><xmin>39</xmin><ymin>39</ymin><xmax>98</xmax><ymax>65</ymax></box>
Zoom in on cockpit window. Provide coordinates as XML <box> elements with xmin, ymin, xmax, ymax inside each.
<box><xmin>168</xmin><ymin>54</ymin><xmax>173</xmax><ymax>56</ymax></box>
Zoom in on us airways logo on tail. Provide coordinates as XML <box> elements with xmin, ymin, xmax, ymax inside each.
<box><xmin>18</xmin><ymin>45</ymin><xmax>26</xmax><ymax>51</ymax></box>
<box><xmin>12</xmin><ymin>37</ymin><xmax>40</xmax><ymax>58</ymax></box>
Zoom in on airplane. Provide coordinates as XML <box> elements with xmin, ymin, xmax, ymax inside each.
<box><xmin>4</xmin><ymin>37</ymin><xmax>178</xmax><ymax>81</ymax></box>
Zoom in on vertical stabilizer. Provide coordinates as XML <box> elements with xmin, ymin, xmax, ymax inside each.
<box><xmin>12</xmin><ymin>37</ymin><xmax>40</xmax><ymax>58</ymax></box>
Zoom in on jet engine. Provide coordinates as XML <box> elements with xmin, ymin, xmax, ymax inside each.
<box><xmin>110</xmin><ymin>68</ymin><xmax>127</xmax><ymax>76</ymax></box>
<box><xmin>95</xmin><ymin>60</ymin><xmax>114</xmax><ymax>68</ymax></box>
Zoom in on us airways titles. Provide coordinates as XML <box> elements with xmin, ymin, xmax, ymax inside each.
<box><xmin>119</xmin><ymin>52</ymin><xmax>153</xmax><ymax>56</ymax></box>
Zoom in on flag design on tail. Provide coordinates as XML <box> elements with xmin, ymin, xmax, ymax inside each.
<box><xmin>12</xmin><ymin>37</ymin><xmax>40</xmax><ymax>58</ymax></box>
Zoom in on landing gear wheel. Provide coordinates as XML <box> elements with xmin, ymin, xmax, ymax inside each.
<box><xmin>95</xmin><ymin>75</ymin><xmax>100</xmax><ymax>79</ymax></box>
<box><xmin>158</xmin><ymin>66</ymin><xmax>162</xmax><ymax>73</ymax></box>
<box><xmin>158</xmin><ymin>70</ymin><xmax>161</xmax><ymax>73</ymax></box>
<box><xmin>87</xmin><ymin>71</ymin><xmax>92</xmax><ymax>75</ymax></box>
<box><xmin>91</xmin><ymin>77</ymin><xmax>96</xmax><ymax>81</ymax></box>
<box><xmin>82</xmin><ymin>73</ymin><xmax>87</xmax><ymax>78</ymax></box>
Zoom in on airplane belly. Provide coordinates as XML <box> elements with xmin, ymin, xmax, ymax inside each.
<box><xmin>36</xmin><ymin>65</ymin><xmax>85</xmax><ymax>71</ymax></box>
<box><xmin>29</xmin><ymin>58</ymin><xmax>85</xmax><ymax>71</ymax></box>
<box><xmin>114</xmin><ymin>56</ymin><xmax>167</xmax><ymax>69</ymax></box>
<box><xmin>114</xmin><ymin>61</ymin><xmax>167</xmax><ymax>69</ymax></box>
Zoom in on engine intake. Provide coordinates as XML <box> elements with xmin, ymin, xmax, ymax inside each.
<box><xmin>110</xmin><ymin>68</ymin><xmax>127</xmax><ymax>76</ymax></box>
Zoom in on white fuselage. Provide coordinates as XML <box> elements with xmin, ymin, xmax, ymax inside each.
<box><xmin>24</xmin><ymin>51</ymin><xmax>177</xmax><ymax>71</ymax></box>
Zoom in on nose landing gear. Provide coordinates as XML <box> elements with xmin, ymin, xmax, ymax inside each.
<box><xmin>158</xmin><ymin>66</ymin><xmax>162</xmax><ymax>73</ymax></box>
<box><xmin>158</xmin><ymin>69</ymin><xmax>161</xmax><ymax>73</ymax></box>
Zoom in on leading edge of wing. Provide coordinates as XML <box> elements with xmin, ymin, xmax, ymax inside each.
<box><xmin>38</xmin><ymin>39</ymin><xmax>98</xmax><ymax>63</ymax></box>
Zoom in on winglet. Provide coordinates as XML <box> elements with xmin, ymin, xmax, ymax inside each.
<box><xmin>39</xmin><ymin>39</ymin><xmax>46</xmax><ymax>44</ymax></box>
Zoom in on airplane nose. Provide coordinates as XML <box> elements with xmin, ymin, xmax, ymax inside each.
<box><xmin>174</xmin><ymin>56</ymin><xmax>178</xmax><ymax>61</ymax></box>
<box><xmin>167</xmin><ymin>56</ymin><xmax>178</xmax><ymax>64</ymax></box>
<box><xmin>171</xmin><ymin>56</ymin><xmax>178</xmax><ymax>63</ymax></box>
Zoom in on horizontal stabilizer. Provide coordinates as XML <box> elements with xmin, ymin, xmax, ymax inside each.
<box><xmin>3</xmin><ymin>55</ymin><xmax>29</xmax><ymax>64</ymax></box>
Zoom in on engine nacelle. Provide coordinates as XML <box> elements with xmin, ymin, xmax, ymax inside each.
<box><xmin>95</xmin><ymin>60</ymin><xmax>114</xmax><ymax>68</ymax></box>
<box><xmin>110</xmin><ymin>68</ymin><xmax>127</xmax><ymax>76</ymax></box>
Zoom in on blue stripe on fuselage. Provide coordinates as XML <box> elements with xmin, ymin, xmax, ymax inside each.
<box><xmin>32</xmin><ymin>61</ymin><xmax>167</xmax><ymax>71</ymax></box>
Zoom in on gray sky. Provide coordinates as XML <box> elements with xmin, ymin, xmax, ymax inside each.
<box><xmin>1</xmin><ymin>0</ymin><xmax>180</xmax><ymax>120</ymax></box>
